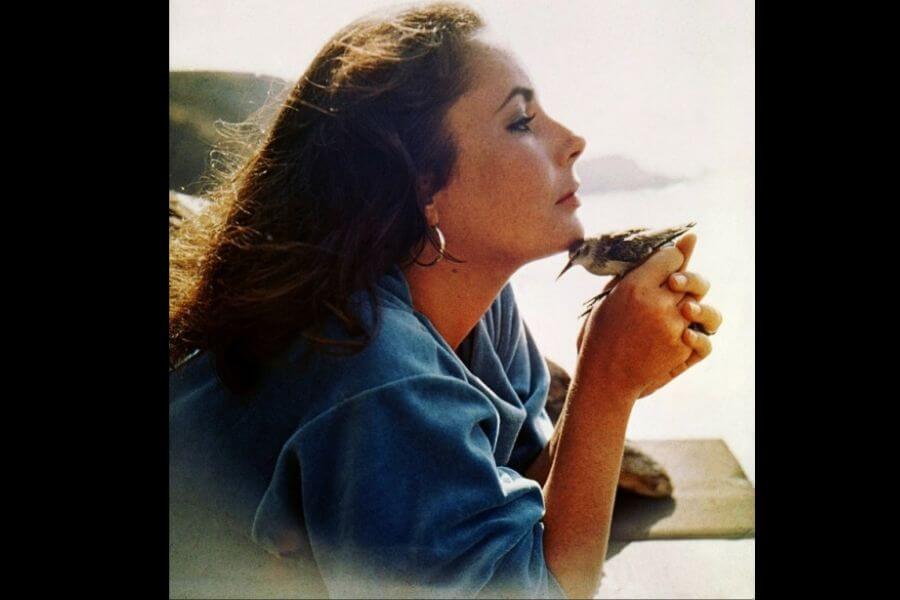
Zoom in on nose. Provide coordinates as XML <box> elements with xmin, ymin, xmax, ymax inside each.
<box><xmin>557</xmin><ymin>123</ymin><xmax>586</xmax><ymax>167</ymax></box>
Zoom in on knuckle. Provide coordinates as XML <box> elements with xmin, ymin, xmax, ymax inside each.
<box><xmin>617</xmin><ymin>276</ymin><xmax>636</xmax><ymax>292</ymax></box>
<box><xmin>620</xmin><ymin>279</ymin><xmax>642</xmax><ymax>302</ymax></box>
<box><xmin>667</xmin><ymin>318</ymin><xmax>685</xmax><ymax>341</ymax></box>
<box><xmin>685</xmin><ymin>270</ymin><xmax>704</xmax><ymax>288</ymax></box>
<box><xmin>659</xmin><ymin>247</ymin><xmax>683</xmax><ymax>267</ymax></box>
<box><xmin>656</xmin><ymin>305</ymin><xmax>677</xmax><ymax>330</ymax></box>
<box><xmin>651</xmin><ymin>246</ymin><xmax>681</xmax><ymax>269</ymax></box>
<box><xmin>647</xmin><ymin>290</ymin><xmax>677</xmax><ymax>313</ymax></box>
<box><xmin>697</xmin><ymin>273</ymin><xmax>711</xmax><ymax>292</ymax></box>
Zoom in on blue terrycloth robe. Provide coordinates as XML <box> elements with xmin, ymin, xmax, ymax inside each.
<box><xmin>169</xmin><ymin>264</ymin><xmax>566</xmax><ymax>599</ymax></box>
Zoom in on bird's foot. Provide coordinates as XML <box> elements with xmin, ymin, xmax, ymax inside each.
<box><xmin>579</xmin><ymin>290</ymin><xmax>611</xmax><ymax>318</ymax></box>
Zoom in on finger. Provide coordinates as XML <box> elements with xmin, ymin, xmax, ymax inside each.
<box><xmin>668</xmin><ymin>362</ymin><xmax>689</xmax><ymax>379</ymax></box>
<box><xmin>680</xmin><ymin>301</ymin><xmax>722</xmax><ymax>335</ymax></box>
<box><xmin>658</xmin><ymin>233</ymin><xmax>696</xmax><ymax>292</ymax></box>
<box><xmin>631</xmin><ymin>246</ymin><xmax>685</xmax><ymax>287</ymax></box>
<box><xmin>674</xmin><ymin>233</ymin><xmax>697</xmax><ymax>272</ymax></box>
<box><xmin>685</xmin><ymin>351</ymin><xmax>704</xmax><ymax>369</ymax></box>
<box><xmin>683</xmin><ymin>327</ymin><xmax>713</xmax><ymax>359</ymax></box>
<box><xmin>668</xmin><ymin>270</ymin><xmax>711</xmax><ymax>301</ymax></box>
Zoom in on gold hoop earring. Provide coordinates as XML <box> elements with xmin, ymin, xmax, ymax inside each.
<box><xmin>414</xmin><ymin>225</ymin><xmax>446</xmax><ymax>267</ymax></box>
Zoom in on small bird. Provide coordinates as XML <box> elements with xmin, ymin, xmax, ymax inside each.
<box><xmin>557</xmin><ymin>222</ymin><xmax>697</xmax><ymax>318</ymax></box>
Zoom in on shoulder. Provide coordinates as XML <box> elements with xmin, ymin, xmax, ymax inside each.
<box><xmin>309</xmin><ymin>304</ymin><xmax>467</xmax><ymax>397</ymax></box>
<box><xmin>171</xmin><ymin>303</ymin><xmax>464</xmax><ymax>411</ymax></box>
<box><xmin>281</xmin><ymin>302</ymin><xmax>476</xmax><ymax>424</ymax></box>
<box><xmin>169</xmin><ymin>301</ymin><xmax>485</xmax><ymax>503</ymax></box>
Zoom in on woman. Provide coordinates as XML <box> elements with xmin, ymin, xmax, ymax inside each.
<box><xmin>169</xmin><ymin>2</ymin><xmax>722</xmax><ymax>598</ymax></box>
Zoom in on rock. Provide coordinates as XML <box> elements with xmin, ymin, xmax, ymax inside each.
<box><xmin>618</xmin><ymin>444</ymin><xmax>674</xmax><ymax>498</ymax></box>
<box><xmin>544</xmin><ymin>358</ymin><xmax>570</xmax><ymax>424</ymax></box>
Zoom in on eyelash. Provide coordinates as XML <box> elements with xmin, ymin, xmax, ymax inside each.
<box><xmin>508</xmin><ymin>113</ymin><xmax>536</xmax><ymax>133</ymax></box>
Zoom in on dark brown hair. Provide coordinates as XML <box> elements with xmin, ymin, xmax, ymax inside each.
<box><xmin>169</xmin><ymin>2</ymin><xmax>485</xmax><ymax>392</ymax></box>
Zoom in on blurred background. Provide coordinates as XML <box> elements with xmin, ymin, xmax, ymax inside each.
<box><xmin>170</xmin><ymin>0</ymin><xmax>754</xmax><ymax>483</ymax></box>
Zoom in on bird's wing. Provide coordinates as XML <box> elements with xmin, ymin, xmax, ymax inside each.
<box><xmin>606</xmin><ymin>227</ymin><xmax>649</xmax><ymax>241</ymax></box>
<box><xmin>640</xmin><ymin>223</ymin><xmax>696</xmax><ymax>250</ymax></box>
<box><xmin>605</xmin><ymin>237</ymin><xmax>655</xmax><ymax>262</ymax></box>
<box><xmin>604</xmin><ymin>223</ymin><xmax>695</xmax><ymax>264</ymax></box>
<box><xmin>596</xmin><ymin>228</ymin><xmax>650</xmax><ymax>263</ymax></box>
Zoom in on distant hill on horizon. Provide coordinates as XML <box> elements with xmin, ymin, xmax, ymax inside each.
<box><xmin>170</xmin><ymin>71</ymin><xmax>684</xmax><ymax>197</ymax></box>
<box><xmin>170</xmin><ymin>71</ymin><xmax>289</xmax><ymax>193</ymax></box>
<box><xmin>576</xmin><ymin>154</ymin><xmax>684</xmax><ymax>195</ymax></box>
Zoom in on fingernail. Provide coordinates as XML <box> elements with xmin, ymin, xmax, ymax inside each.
<box><xmin>685</xmin><ymin>329</ymin><xmax>696</xmax><ymax>342</ymax></box>
<box><xmin>690</xmin><ymin>302</ymin><xmax>701</xmax><ymax>316</ymax></box>
<box><xmin>672</xmin><ymin>274</ymin><xmax>686</xmax><ymax>287</ymax></box>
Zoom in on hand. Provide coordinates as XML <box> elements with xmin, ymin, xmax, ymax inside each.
<box><xmin>576</xmin><ymin>234</ymin><xmax>702</xmax><ymax>352</ymax></box>
<box><xmin>638</xmin><ymin>234</ymin><xmax>723</xmax><ymax>397</ymax></box>
<box><xmin>573</xmin><ymin>240</ymin><xmax>694</xmax><ymax>403</ymax></box>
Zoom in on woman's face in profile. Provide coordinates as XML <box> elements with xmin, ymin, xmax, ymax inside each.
<box><xmin>432</xmin><ymin>34</ymin><xmax>587</xmax><ymax>268</ymax></box>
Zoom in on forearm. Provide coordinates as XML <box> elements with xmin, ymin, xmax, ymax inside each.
<box><xmin>540</xmin><ymin>375</ymin><xmax>636</xmax><ymax>599</ymax></box>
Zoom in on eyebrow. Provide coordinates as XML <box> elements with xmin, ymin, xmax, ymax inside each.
<box><xmin>495</xmin><ymin>86</ymin><xmax>534</xmax><ymax>114</ymax></box>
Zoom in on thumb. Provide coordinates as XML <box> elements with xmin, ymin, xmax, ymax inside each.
<box><xmin>631</xmin><ymin>245</ymin><xmax>686</xmax><ymax>286</ymax></box>
<box><xmin>675</xmin><ymin>233</ymin><xmax>697</xmax><ymax>273</ymax></box>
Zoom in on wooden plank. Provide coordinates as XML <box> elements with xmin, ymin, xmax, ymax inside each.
<box><xmin>610</xmin><ymin>439</ymin><xmax>755</xmax><ymax>541</ymax></box>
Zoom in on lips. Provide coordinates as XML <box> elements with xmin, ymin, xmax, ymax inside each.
<box><xmin>556</xmin><ymin>188</ymin><xmax>579</xmax><ymax>204</ymax></box>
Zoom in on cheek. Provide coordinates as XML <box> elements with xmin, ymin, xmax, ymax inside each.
<box><xmin>471</xmin><ymin>144</ymin><xmax>551</xmax><ymax>210</ymax></box>
<box><xmin>441</xmin><ymin>138</ymin><xmax>574</xmax><ymax>259</ymax></box>
<box><xmin>464</xmin><ymin>154</ymin><xmax>547</xmax><ymax>239</ymax></box>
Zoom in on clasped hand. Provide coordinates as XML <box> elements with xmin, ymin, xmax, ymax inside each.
<box><xmin>575</xmin><ymin>233</ymin><xmax>723</xmax><ymax>400</ymax></box>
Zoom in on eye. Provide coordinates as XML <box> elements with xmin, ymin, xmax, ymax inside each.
<box><xmin>508</xmin><ymin>113</ymin><xmax>536</xmax><ymax>133</ymax></box>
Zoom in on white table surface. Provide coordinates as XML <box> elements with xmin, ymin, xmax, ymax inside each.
<box><xmin>594</xmin><ymin>538</ymin><xmax>755</xmax><ymax>599</ymax></box>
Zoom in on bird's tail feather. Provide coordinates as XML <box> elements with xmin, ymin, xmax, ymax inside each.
<box><xmin>650</xmin><ymin>222</ymin><xmax>696</xmax><ymax>250</ymax></box>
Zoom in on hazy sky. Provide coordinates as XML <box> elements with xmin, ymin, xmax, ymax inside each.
<box><xmin>170</xmin><ymin>0</ymin><xmax>754</xmax><ymax>177</ymax></box>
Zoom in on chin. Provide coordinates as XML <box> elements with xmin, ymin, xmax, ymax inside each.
<box><xmin>517</xmin><ymin>214</ymin><xmax>585</xmax><ymax>263</ymax></box>
<box><xmin>530</xmin><ymin>226</ymin><xmax>584</xmax><ymax>263</ymax></box>
<box><xmin>562</xmin><ymin>217</ymin><xmax>585</xmax><ymax>250</ymax></box>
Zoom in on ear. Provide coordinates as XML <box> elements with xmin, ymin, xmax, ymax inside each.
<box><xmin>423</xmin><ymin>200</ymin><xmax>440</xmax><ymax>228</ymax></box>
<box><xmin>417</xmin><ymin>174</ymin><xmax>441</xmax><ymax>228</ymax></box>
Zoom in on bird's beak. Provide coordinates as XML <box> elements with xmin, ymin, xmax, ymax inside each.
<box><xmin>556</xmin><ymin>256</ymin><xmax>576</xmax><ymax>281</ymax></box>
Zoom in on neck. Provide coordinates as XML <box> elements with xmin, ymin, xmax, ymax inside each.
<box><xmin>401</xmin><ymin>257</ymin><xmax>520</xmax><ymax>352</ymax></box>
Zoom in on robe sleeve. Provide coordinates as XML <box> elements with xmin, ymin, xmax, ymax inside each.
<box><xmin>251</xmin><ymin>374</ymin><xmax>566</xmax><ymax>599</ymax></box>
